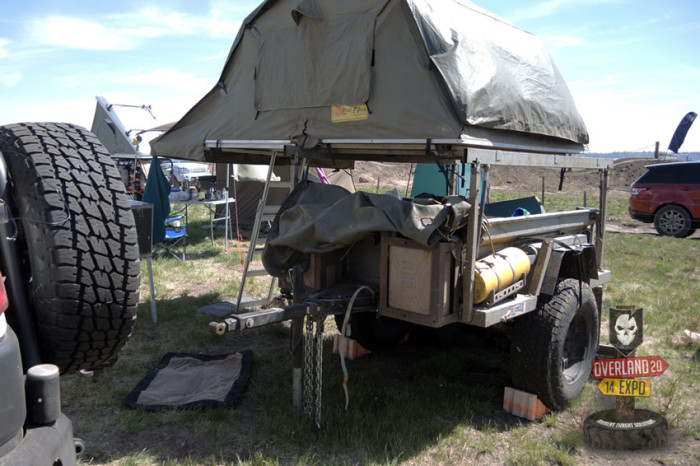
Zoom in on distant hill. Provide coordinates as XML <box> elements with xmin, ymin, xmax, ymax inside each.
<box><xmin>586</xmin><ymin>151</ymin><xmax>700</xmax><ymax>161</ymax></box>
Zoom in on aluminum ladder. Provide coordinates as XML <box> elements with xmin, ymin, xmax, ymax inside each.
<box><xmin>235</xmin><ymin>152</ymin><xmax>298</xmax><ymax>310</ymax></box>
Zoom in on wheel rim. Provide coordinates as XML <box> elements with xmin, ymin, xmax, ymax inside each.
<box><xmin>562</xmin><ymin>311</ymin><xmax>589</xmax><ymax>383</ymax></box>
<box><xmin>658</xmin><ymin>209</ymin><xmax>685</xmax><ymax>234</ymax></box>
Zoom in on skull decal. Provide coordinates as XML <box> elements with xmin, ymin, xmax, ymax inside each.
<box><xmin>609</xmin><ymin>307</ymin><xmax>643</xmax><ymax>354</ymax></box>
<box><xmin>614</xmin><ymin>314</ymin><xmax>638</xmax><ymax>346</ymax></box>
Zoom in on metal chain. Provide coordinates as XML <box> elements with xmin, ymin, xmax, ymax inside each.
<box><xmin>314</xmin><ymin>317</ymin><xmax>324</xmax><ymax>428</ymax></box>
<box><xmin>303</xmin><ymin>316</ymin><xmax>314</xmax><ymax>418</ymax></box>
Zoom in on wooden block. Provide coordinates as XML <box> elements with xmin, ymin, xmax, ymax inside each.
<box><xmin>333</xmin><ymin>334</ymin><xmax>371</xmax><ymax>360</ymax></box>
<box><xmin>503</xmin><ymin>387</ymin><xmax>551</xmax><ymax>421</ymax></box>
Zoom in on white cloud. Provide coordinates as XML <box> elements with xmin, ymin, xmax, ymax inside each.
<box><xmin>508</xmin><ymin>0</ymin><xmax>627</xmax><ymax>22</ymax></box>
<box><xmin>198</xmin><ymin>51</ymin><xmax>227</xmax><ymax>62</ymax></box>
<box><xmin>0</xmin><ymin>71</ymin><xmax>22</xmax><ymax>88</ymax></box>
<box><xmin>0</xmin><ymin>38</ymin><xmax>10</xmax><ymax>58</ymax></box>
<box><xmin>0</xmin><ymin>96</ymin><xmax>95</xmax><ymax>128</ymax></box>
<box><xmin>509</xmin><ymin>0</ymin><xmax>570</xmax><ymax>22</ymax></box>
<box><xmin>567</xmin><ymin>59</ymin><xmax>700</xmax><ymax>152</ymax></box>
<box><xmin>117</xmin><ymin>68</ymin><xmax>215</xmax><ymax>95</ymax></box>
<box><xmin>604</xmin><ymin>17</ymin><xmax>664</xmax><ymax>35</ymax></box>
<box><xmin>27</xmin><ymin>4</ymin><xmax>247</xmax><ymax>52</ymax></box>
<box><xmin>126</xmin><ymin>8</ymin><xmax>200</xmax><ymax>36</ymax></box>
<box><xmin>32</xmin><ymin>17</ymin><xmax>139</xmax><ymax>50</ymax></box>
<box><xmin>541</xmin><ymin>35</ymin><xmax>583</xmax><ymax>48</ymax></box>
<box><xmin>208</xmin><ymin>13</ymin><xmax>242</xmax><ymax>39</ymax></box>
<box><xmin>206</xmin><ymin>0</ymin><xmax>263</xmax><ymax>38</ymax></box>
<box><xmin>677</xmin><ymin>64</ymin><xmax>700</xmax><ymax>80</ymax></box>
<box><xmin>572</xmin><ymin>83</ymin><xmax>700</xmax><ymax>153</ymax></box>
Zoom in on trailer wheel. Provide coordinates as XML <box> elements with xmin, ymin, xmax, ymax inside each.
<box><xmin>0</xmin><ymin>123</ymin><xmax>139</xmax><ymax>374</ymax></box>
<box><xmin>335</xmin><ymin>312</ymin><xmax>410</xmax><ymax>351</ymax></box>
<box><xmin>511</xmin><ymin>278</ymin><xmax>598</xmax><ymax>410</ymax></box>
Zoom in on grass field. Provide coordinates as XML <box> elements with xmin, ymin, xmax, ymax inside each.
<box><xmin>60</xmin><ymin>190</ymin><xmax>700</xmax><ymax>465</ymax></box>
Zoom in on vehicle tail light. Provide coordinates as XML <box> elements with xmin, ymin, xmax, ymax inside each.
<box><xmin>0</xmin><ymin>277</ymin><xmax>8</xmax><ymax>315</ymax></box>
<box><xmin>630</xmin><ymin>187</ymin><xmax>647</xmax><ymax>197</ymax></box>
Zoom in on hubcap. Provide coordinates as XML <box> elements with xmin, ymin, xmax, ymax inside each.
<box><xmin>659</xmin><ymin>210</ymin><xmax>685</xmax><ymax>234</ymax></box>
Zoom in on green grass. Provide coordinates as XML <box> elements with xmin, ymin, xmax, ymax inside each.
<box><xmin>58</xmin><ymin>195</ymin><xmax>700</xmax><ymax>465</ymax></box>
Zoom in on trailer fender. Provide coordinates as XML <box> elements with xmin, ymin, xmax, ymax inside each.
<box><xmin>540</xmin><ymin>244</ymin><xmax>598</xmax><ymax>296</ymax></box>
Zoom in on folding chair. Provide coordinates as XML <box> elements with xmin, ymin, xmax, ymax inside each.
<box><xmin>154</xmin><ymin>215</ymin><xmax>187</xmax><ymax>260</ymax></box>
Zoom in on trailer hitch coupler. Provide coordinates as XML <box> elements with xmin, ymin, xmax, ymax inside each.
<box><xmin>209</xmin><ymin>322</ymin><xmax>226</xmax><ymax>335</ymax></box>
<box><xmin>208</xmin><ymin>318</ymin><xmax>239</xmax><ymax>335</ymax></box>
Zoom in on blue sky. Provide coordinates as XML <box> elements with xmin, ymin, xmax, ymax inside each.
<box><xmin>0</xmin><ymin>0</ymin><xmax>698</xmax><ymax>154</ymax></box>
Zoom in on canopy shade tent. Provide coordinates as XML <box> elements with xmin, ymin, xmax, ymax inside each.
<box><xmin>151</xmin><ymin>0</ymin><xmax>589</xmax><ymax>166</ymax></box>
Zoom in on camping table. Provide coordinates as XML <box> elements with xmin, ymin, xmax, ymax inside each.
<box><xmin>171</xmin><ymin>197</ymin><xmax>235</xmax><ymax>251</ymax></box>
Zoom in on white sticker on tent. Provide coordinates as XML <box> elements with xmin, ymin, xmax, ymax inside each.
<box><xmin>331</xmin><ymin>104</ymin><xmax>369</xmax><ymax>123</ymax></box>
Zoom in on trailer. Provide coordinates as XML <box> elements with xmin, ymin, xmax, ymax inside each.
<box><xmin>150</xmin><ymin>0</ymin><xmax>613</xmax><ymax>422</ymax></box>
<box><xmin>204</xmin><ymin>144</ymin><xmax>611</xmax><ymax>420</ymax></box>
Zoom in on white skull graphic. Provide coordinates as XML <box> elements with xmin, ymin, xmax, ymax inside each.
<box><xmin>615</xmin><ymin>314</ymin><xmax>638</xmax><ymax>346</ymax></box>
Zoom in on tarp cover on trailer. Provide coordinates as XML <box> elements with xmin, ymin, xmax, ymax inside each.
<box><xmin>261</xmin><ymin>181</ymin><xmax>471</xmax><ymax>276</ymax></box>
<box><xmin>151</xmin><ymin>0</ymin><xmax>588</xmax><ymax>162</ymax></box>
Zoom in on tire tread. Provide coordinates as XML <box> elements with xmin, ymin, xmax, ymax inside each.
<box><xmin>0</xmin><ymin>123</ymin><xmax>139</xmax><ymax>373</ymax></box>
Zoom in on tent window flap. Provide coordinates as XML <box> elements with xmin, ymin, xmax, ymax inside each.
<box><xmin>255</xmin><ymin>10</ymin><xmax>378</xmax><ymax>111</ymax></box>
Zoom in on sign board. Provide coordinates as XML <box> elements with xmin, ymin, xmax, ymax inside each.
<box><xmin>591</xmin><ymin>356</ymin><xmax>668</xmax><ymax>379</ymax></box>
<box><xmin>609</xmin><ymin>307</ymin><xmax>643</xmax><ymax>355</ymax></box>
<box><xmin>598</xmin><ymin>378</ymin><xmax>651</xmax><ymax>397</ymax></box>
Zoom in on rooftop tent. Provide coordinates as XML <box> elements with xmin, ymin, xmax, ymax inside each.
<box><xmin>150</xmin><ymin>0</ymin><xmax>589</xmax><ymax>164</ymax></box>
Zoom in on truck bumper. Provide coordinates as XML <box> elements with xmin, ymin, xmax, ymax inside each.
<box><xmin>1</xmin><ymin>414</ymin><xmax>77</xmax><ymax>466</ymax></box>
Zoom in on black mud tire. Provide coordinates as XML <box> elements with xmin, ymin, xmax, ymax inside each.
<box><xmin>0</xmin><ymin>123</ymin><xmax>140</xmax><ymax>374</ymax></box>
<box><xmin>584</xmin><ymin>409</ymin><xmax>668</xmax><ymax>450</ymax></box>
<box><xmin>653</xmin><ymin>204</ymin><xmax>693</xmax><ymax>238</ymax></box>
<box><xmin>511</xmin><ymin>278</ymin><xmax>598</xmax><ymax>410</ymax></box>
<box><xmin>335</xmin><ymin>312</ymin><xmax>410</xmax><ymax>351</ymax></box>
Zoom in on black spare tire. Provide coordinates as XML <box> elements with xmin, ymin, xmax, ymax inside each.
<box><xmin>0</xmin><ymin>123</ymin><xmax>139</xmax><ymax>373</ymax></box>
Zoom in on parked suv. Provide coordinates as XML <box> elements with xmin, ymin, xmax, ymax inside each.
<box><xmin>629</xmin><ymin>161</ymin><xmax>700</xmax><ymax>237</ymax></box>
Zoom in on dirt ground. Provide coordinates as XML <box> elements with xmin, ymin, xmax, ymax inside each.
<box><xmin>353</xmin><ymin>157</ymin><xmax>653</xmax><ymax>195</ymax></box>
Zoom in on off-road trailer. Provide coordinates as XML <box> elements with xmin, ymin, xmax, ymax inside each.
<box><xmin>148</xmin><ymin>0</ymin><xmax>612</xmax><ymax>424</ymax></box>
<box><xmin>206</xmin><ymin>140</ymin><xmax>612</xmax><ymax>423</ymax></box>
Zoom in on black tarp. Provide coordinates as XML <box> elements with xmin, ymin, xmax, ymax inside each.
<box><xmin>261</xmin><ymin>181</ymin><xmax>471</xmax><ymax>276</ymax></box>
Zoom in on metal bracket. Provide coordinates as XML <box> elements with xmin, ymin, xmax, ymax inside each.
<box><xmin>484</xmin><ymin>274</ymin><xmax>527</xmax><ymax>307</ymax></box>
